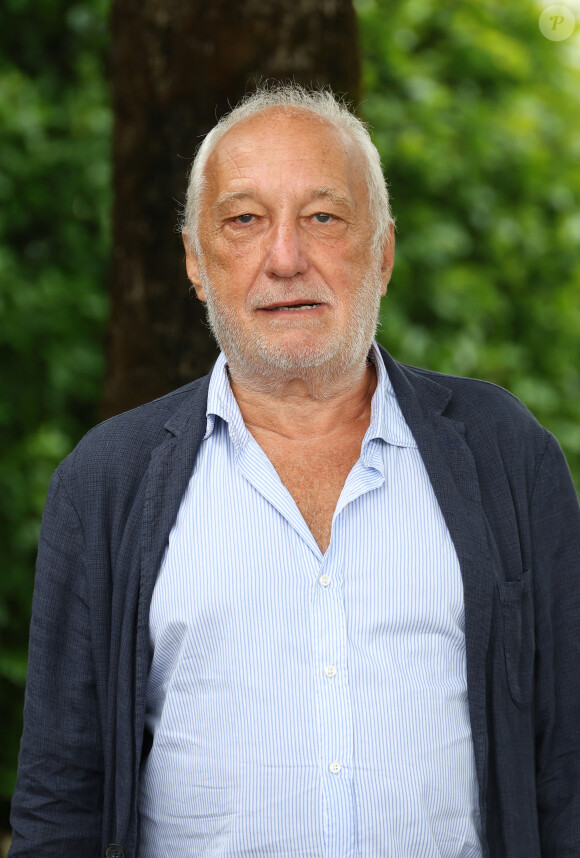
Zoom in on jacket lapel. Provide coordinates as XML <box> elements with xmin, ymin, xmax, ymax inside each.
<box><xmin>139</xmin><ymin>377</ymin><xmax>211</xmax><ymax>618</ymax></box>
<box><xmin>380</xmin><ymin>347</ymin><xmax>494</xmax><ymax>830</ymax></box>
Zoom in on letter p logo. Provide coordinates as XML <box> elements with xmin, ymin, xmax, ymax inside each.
<box><xmin>539</xmin><ymin>5</ymin><xmax>576</xmax><ymax>40</ymax></box>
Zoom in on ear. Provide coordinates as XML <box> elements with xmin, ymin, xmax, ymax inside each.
<box><xmin>182</xmin><ymin>230</ymin><xmax>206</xmax><ymax>302</ymax></box>
<box><xmin>379</xmin><ymin>222</ymin><xmax>395</xmax><ymax>297</ymax></box>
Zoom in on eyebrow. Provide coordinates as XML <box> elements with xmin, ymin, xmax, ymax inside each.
<box><xmin>309</xmin><ymin>186</ymin><xmax>353</xmax><ymax>210</ymax></box>
<box><xmin>215</xmin><ymin>191</ymin><xmax>257</xmax><ymax>212</ymax></box>
<box><xmin>214</xmin><ymin>186</ymin><xmax>354</xmax><ymax>214</ymax></box>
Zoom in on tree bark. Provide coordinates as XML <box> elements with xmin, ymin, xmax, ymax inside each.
<box><xmin>103</xmin><ymin>0</ymin><xmax>360</xmax><ymax>417</ymax></box>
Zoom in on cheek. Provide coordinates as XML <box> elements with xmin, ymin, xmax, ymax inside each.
<box><xmin>213</xmin><ymin>234</ymin><xmax>265</xmax><ymax>272</ymax></box>
<box><xmin>320</xmin><ymin>258</ymin><xmax>359</xmax><ymax>291</ymax></box>
<box><xmin>205</xmin><ymin>251</ymin><xmax>261</xmax><ymax>306</ymax></box>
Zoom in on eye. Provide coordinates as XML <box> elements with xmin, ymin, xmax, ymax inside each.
<box><xmin>313</xmin><ymin>212</ymin><xmax>333</xmax><ymax>223</ymax></box>
<box><xmin>235</xmin><ymin>213</ymin><xmax>255</xmax><ymax>224</ymax></box>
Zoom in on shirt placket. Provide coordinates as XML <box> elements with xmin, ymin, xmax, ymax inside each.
<box><xmin>312</xmin><ymin>520</ymin><xmax>356</xmax><ymax>858</ymax></box>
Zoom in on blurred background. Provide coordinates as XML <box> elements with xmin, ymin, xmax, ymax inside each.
<box><xmin>1</xmin><ymin>0</ymin><xmax>579</xmax><ymax>847</ymax></box>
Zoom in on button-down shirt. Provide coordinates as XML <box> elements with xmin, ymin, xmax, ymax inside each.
<box><xmin>138</xmin><ymin>343</ymin><xmax>482</xmax><ymax>857</ymax></box>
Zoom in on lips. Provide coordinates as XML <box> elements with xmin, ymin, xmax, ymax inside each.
<box><xmin>259</xmin><ymin>300</ymin><xmax>323</xmax><ymax>311</ymax></box>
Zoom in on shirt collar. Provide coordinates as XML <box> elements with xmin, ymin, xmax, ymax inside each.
<box><xmin>364</xmin><ymin>342</ymin><xmax>417</xmax><ymax>450</ymax></box>
<box><xmin>204</xmin><ymin>343</ymin><xmax>417</xmax><ymax>452</ymax></box>
<box><xmin>204</xmin><ymin>351</ymin><xmax>249</xmax><ymax>453</ymax></box>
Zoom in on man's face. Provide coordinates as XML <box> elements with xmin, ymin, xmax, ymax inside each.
<box><xmin>185</xmin><ymin>108</ymin><xmax>394</xmax><ymax>388</ymax></box>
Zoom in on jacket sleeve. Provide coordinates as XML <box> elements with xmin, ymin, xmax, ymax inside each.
<box><xmin>9</xmin><ymin>469</ymin><xmax>103</xmax><ymax>858</ymax></box>
<box><xmin>531</xmin><ymin>434</ymin><xmax>580</xmax><ymax>856</ymax></box>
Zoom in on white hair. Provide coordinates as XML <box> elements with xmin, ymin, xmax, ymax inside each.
<box><xmin>183</xmin><ymin>83</ymin><xmax>394</xmax><ymax>256</ymax></box>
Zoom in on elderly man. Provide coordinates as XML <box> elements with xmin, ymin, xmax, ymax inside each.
<box><xmin>9</xmin><ymin>87</ymin><xmax>580</xmax><ymax>858</ymax></box>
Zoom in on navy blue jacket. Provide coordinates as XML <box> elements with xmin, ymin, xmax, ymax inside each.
<box><xmin>9</xmin><ymin>348</ymin><xmax>580</xmax><ymax>857</ymax></box>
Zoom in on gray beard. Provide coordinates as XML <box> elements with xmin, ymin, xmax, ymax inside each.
<box><xmin>201</xmin><ymin>268</ymin><xmax>383</xmax><ymax>399</ymax></box>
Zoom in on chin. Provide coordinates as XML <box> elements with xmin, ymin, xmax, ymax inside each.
<box><xmin>205</xmin><ymin>290</ymin><xmax>378</xmax><ymax>389</ymax></box>
<box><xmin>252</xmin><ymin>332</ymin><xmax>344</xmax><ymax>370</ymax></box>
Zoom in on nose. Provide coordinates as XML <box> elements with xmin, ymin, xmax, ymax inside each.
<box><xmin>264</xmin><ymin>218</ymin><xmax>308</xmax><ymax>279</ymax></box>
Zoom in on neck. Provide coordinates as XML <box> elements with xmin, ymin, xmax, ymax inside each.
<box><xmin>229</xmin><ymin>357</ymin><xmax>377</xmax><ymax>441</ymax></box>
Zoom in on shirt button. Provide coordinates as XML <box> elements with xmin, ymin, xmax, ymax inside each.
<box><xmin>329</xmin><ymin>761</ymin><xmax>342</xmax><ymax>774</ymax></box>
<box><xmin>319</xmin><ymin>574</ymin><xmax>331</xmax><ymax>587</ymax></box>
<box><xmin>324</xmin><ymin>665</ymin><xmax>337</xmax><ymax>678</ymax></box>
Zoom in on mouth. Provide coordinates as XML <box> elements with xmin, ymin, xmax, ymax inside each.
<box><xmin>260</xmin><ymin>301</ymin><xmax>323</xmax><ymax>312</ymax></box>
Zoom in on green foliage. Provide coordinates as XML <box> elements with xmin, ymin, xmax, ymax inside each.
<box><xmin>357</xmin><ymin>0</ymin><xmax>580</xmax><ymax>489</ymax></box>
<box><xmin>0</xmin><ymin>0</ymin><xmax>110</xmax><ymax>820</ymax></box>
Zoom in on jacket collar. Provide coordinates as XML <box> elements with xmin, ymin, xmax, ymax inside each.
<box><xmin>377</xmin><ymin>345</ymin><xmax>454</xmax><ymax>418</ymax></box>
<box><xmin>162</xmin><ymin>373</ymin><xmax>212</xmax><ymax>439</ymax></box>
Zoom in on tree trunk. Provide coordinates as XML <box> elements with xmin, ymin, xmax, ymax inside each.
<box><xmin>103</xmin><ymin>0</ymin><xmax>360</xmax><ymax>417</ymax></box>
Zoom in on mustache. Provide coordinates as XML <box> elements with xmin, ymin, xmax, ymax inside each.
<box><xmin>248</xmin><ymin>283</ymin><xmax>338</xmax><ymax>310</ymax></box>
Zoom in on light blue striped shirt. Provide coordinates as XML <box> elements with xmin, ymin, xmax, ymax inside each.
<box><xmin>138</xmin><ymin>344</ymin><xmax>482</xmax><ymax>857</ymax></box>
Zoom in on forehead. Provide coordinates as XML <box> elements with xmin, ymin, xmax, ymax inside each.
<box><xmin>203</xmin><ymin>107</ymin><xmax>368</xmax><ymax>206</ymax></box>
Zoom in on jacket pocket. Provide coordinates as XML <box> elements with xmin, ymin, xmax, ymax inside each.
<box><xmin>497</xmin><ymin>568</ymin><xmax>534</xmax><ymax>707</ymax></box>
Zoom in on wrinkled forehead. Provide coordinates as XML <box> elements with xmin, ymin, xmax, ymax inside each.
<box><xmin>203</xmin><ymin>107</ymin><xmax>369</xmax><ymax>204</ymax></box>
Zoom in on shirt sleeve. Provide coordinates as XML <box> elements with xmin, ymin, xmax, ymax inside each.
<box><xmin>9</xmin><ymin>469</ymin><xmax>103</xmax><ymax>858</ymax></box>
<box><xmin>531</xmin><ymin>434</ymin><xmax>580</xmax><ymax>856</ymax></box>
